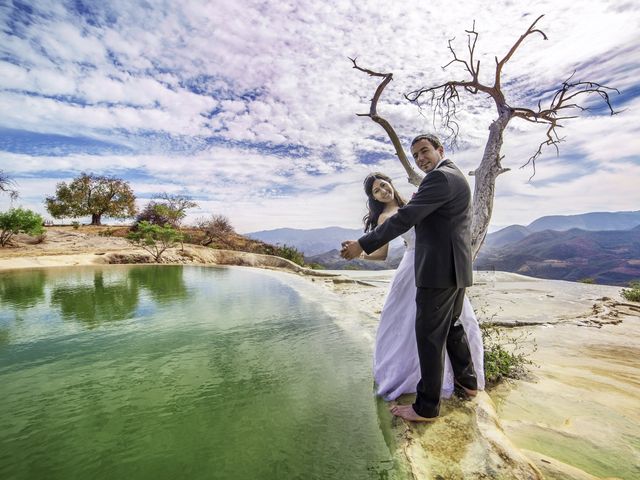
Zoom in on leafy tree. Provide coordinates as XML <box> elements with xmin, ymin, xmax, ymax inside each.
<box><xmin>135</xmin><ymin>202</ymin><xmax>173</xmax><ymax>227</ymax></box>
<box><xmin>126</xmin><ymin>221</ymin><xmax>183</xmax><ymax>262</ymax></box>
<box><xmin>154</xmin><ymin>193</ymin><xmax>198</xmax><ymax>227</ymax></box>
<box><xmin>135</xmin><ymin>194</ymin><xmax>198</xmax><ymax>228</ymax></box>
<box><xmin>45</xmin><ymin>173</ymin><xmax>136</xmax><ymax>225</ymax></box>
<box><xmin>0</xmin><ymin>170</ymin><xmax>18</xmax><ymax>200</ymax></box>
<box><xmin>196</xmin><ymin>214</ymin><xmax>235</xmax><ymax>246</ymax></box>
<box><xmin>0</xmin><ymin>208</ymin><xmax>45</xmax><ymax>247</ymax></box>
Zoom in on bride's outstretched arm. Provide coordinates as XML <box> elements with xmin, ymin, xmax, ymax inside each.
<box><xmin>360</xmin><ymin>212</ymin><xmax>392</xmax><ymax>260</ymax></box>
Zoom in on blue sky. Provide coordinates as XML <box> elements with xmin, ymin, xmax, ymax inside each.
<box><xmin>1</xmin><ymin>0</ymin><xmax>639</xmax><ymax>233</ymax></box>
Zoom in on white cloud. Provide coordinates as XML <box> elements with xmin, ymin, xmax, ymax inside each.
<box><xmin>0</xmin><ymin>0</ymin><xmax>639</xmax><ymax>232</ymax></box>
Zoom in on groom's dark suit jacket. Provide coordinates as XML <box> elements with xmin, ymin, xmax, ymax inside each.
<box><xmin>359</xmin><ymin>159</ymin><xmax>473</xmax><ymax>289</ymax></box>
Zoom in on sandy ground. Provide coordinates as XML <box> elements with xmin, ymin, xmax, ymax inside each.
<box><xmin>2</xmin><ymin>229</ymin><xmax>639</xmax><ymax>479</ymax></box>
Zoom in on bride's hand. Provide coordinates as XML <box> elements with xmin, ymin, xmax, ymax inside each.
<box><xmin>340</xmin><ymin>240</ymin><xmax>363</xmax><ymax>260</ymax></box>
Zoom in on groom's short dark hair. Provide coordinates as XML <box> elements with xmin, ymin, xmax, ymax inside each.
<box><xmin>411</xmin><ymin>134</ymin><xmax>442</xmax><ymax>150</ymax></box>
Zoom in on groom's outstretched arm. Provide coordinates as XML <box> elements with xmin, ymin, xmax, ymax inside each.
<box><xmin>358</xmin><ymin>170</ymin><xmax>450</xmax><ymax>254</ymax></box>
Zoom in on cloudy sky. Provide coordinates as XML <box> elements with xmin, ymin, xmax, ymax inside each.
<box><xmin>1</xmin><ymin>0</ymin><xmax>639</xmax><ymax>233</ymax></box>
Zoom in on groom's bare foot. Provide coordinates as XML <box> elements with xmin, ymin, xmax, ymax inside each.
<box><xmin>390</xmin><ymin>404</ymin><xmax>437</xmax><ymax>422</ymax></box>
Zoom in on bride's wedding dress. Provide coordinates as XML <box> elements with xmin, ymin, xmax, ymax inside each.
<box><xmin>373</xmin><ymin>228</ymin><xmax>485</xmax><ymax>401</ymax></box>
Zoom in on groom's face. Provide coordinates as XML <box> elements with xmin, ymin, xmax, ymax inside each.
<box><xmin>411</xmin><ymin>139</ymin><xmax>444</xmax><ymax>173</ymax></box>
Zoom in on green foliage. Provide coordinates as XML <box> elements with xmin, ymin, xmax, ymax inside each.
<box><xmin>135</xmin><ymin>202</ymin><xmax>173</xmax><ymax>227</ymax></box>
<box><xmin>0</xmin><ymin>208</ymin><xmax>45</xmax><ymax>247</ymax></box>
<box><xmin>578</xmin><ymin>277</ymin><xmax>596</xmax><ymax>284</ymax></box>
<box><xmin>126</xmin><ymin>221</ymin><xmax>183</xmax><ymax>262</ymax></box>
<box><xmin>621</xmin><ymin>281</ymin><xmax>640</xmax><ymax>302</ymax></box>
<box><xmin>45</xmin><ymin>172</ymin><xmax>136</xmax><ymax>225</ymax></box>
<box><xmin>481</xmin><ymin>322</ymin><xmax>537</xmax><ymax>386</ymax></box>
<box><xmin>0</xmin><ymin>269</ymin><xmax>46</xmax><ymax>309</ymax></box>
<box><xmin>342</xmin><ymin>264</ymin><xmax>364</xmax><ymax>270</ymax></box>
<box><xmin>273</xmin><ymin>244</ymin><xmax>305</xmax><ymax>266</ymax></box>
<box><xmin>306</xmin><ymin>263</ymin><xmax>325</xmax><ymax>270</ymax></box>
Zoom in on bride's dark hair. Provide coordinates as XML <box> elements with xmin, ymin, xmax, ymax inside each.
<box><xmin>362</xmin><ymin>172</ymin><xmax>407</xmax><ymax>232</ymax></box>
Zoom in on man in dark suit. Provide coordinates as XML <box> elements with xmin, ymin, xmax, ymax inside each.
<box><xmin>341</xmin><ymin>133</ymin><xmax>477</xmax><ymax>421</ymax></box>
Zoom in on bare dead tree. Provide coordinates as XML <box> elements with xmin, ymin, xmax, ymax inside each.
<box><xmin>352</xmin><ymin>15</ymin><xmax>619</xmax><ymax>259</ymax></box>
<box><xmin>196</xmin><ymin>214</ymin><xmax>235</xmax><ymax>246</ymax></box>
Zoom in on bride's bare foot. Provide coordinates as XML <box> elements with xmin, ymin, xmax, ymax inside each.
<box><xmin>390</xmin><ymin>404</ymin><xmax>437</xmax><ymax>422</ymax></box>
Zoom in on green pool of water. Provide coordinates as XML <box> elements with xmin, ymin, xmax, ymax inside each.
<box><xmin>0</xmin><ymin>265</ymin><xmax>405</xmax><ymax>480</ymax></box>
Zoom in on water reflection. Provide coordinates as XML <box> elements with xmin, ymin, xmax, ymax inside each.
<box><xmin>0</xmin><ymin>328</ymin><xmax>9</xmax><ymax>347</ymax></box>
<box><xmin>47</xmin><ymin>267</ymin><xmax>190</xmax><ymax>328</ymax></box>
<box><xmin>128</xmin><ymin>265</ymin><xmax>188</xmax><ymax>303</ymax></box>
<box><xmin>0</xmin><ymin>270</ymin><xmax>47</xmax><ymax>310</ymax></box>
<box><xmin>51</xmin><ymin>271</ymin><xmax>140</xmax><ymax>328</ymax></box>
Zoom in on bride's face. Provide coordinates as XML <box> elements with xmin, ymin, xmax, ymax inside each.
<box><xmin>371</xmin><ymin>178</ymin><xmax>395</xmax><ymax>204</ymax></box>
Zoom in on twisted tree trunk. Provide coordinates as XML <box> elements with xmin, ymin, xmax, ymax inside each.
<box><xmin>470</xmin><ymin>109</ymin><xmax>512</xmax><ymax>258</ymax></box>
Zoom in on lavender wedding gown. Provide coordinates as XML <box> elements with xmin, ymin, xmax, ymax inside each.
<box><xmin>373</xmin><ymin>228</ymin><xmax>485</xmax><ymax>401</ymax></box>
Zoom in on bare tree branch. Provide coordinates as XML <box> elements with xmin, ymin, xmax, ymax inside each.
<box><xmin>513</xmin><ymin>75</ymin><xmax>620</xmax><ymax>174</ymax></box>
<box><xmin>350</xmin><ymin>57</ymin><xmax>423</xmax><ymax>186</ymax></box>
<box><xmin>404</xmin><ymin>22</ymin><xmax>499</xmax><ymax>145</ymax></box>
<box><xmin>0</xmin><ymin>170</ymin><xmax>19</xmax><ymax>201</ymax></box>
<box><xmin>495</xmin><ymin>15</ymin><xmax>547</xmax><ymax>90</ymax></box>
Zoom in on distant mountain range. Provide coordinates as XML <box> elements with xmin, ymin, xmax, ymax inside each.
<box><xmin>484</xmin><ymin>211</ymin><xmax>640</xmax><ymax>249</ymax></box>
<box><xmin>526</xmin><ymin>211</ymin><xmax>640</xmax><ymax>232</ymax></box>
<box><xmin>246</xmin><ymin>226</ymin><xmax>364</xmax><ymax>256</ymax></box>
<box><xmin>247</xmin><ymin>211</ymin><xmax>640</xmax><ymax>285</ymax></box>
<box><xmin>477</xmin><ymin>211</ymin><xmax>640</xmax><ymax>286</ymax></box>
<box><xmin>476</xmin><ymin>225</ymin><xmax>640</xmax><ymax>286</ymax></box>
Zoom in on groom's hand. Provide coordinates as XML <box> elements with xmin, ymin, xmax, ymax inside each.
<box><xmin>340</xmin><ymin>240</ymin><xmax>363</xmax><ymax>260</ymax></box>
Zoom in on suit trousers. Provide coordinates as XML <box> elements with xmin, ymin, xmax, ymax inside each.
<box><xmin>412</xmin><ymin>286</ymin><xmax>478</xmax><ymax>418</ymax></box>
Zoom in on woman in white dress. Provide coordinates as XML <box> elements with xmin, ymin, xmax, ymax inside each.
<box><xmin>360</xmin><ymin>172</ymin><xmax>485</xmax><ymax>401</ymax></box>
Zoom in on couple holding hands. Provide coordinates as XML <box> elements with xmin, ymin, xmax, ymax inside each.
<box><xmin>341</xmin><ymin>133</ymin><xmax>484</xmax><ymax>422</ymax></box>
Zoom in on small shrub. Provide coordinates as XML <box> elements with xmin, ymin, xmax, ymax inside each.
<box><xmin>126</xmin><ymin>221</ymin><xmax>183</xmax><ymax>262</ymax></box>
<box><xmin>273</xmin><ymin>244</ymin><xmax>305</xmax><ymax>266</ymax></box>
<box><xmin>343</xmin><ymin>264</ymin><xmax>364</xmax><ymax>270</ymax></box>
<box><xmin>578</xmin><ymin>277</ymin><xmax>596</xmax><ymax>284</ymax></box>
<box><xmin>71</xmin><ymin>221</ymin><xmax>80</xmax><ymax>230</ymax></box>
<box><xmin>0</xmin><ymin>208</ymin><xmax>45</xmax><ymax>246</ymax></box>
<box><xmin>306</xmin><ymin>263</ymin><xmax>325</xmax><ymax>270</ymax></box>
<box><xmin>621</xmin><ymin>281</ymin><xmax>640</xmax><ymax>302</ymax></box>
<box><xmin>481</xmin><ymin>322</ymin><xmax>537</xmax><ymax>386</ymax></box>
